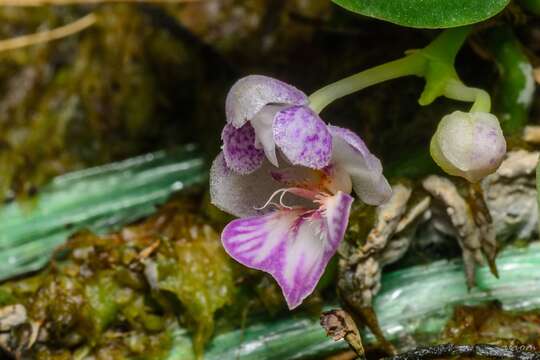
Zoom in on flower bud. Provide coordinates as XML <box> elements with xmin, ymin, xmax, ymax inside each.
<box><xmin>430</xmin><ymin>111</ymin><xmax>506</xmax><ymax>182</ymax></box>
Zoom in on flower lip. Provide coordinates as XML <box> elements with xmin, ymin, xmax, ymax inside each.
<box><xmin>225</xmin><ymin>75</ymin><xmax>309</xmax><ymax>128</ymax></box>
<box><xmin>221</xmin><ymin>190</ymin><xmax>353</xmax><ymax>309</ymax></box>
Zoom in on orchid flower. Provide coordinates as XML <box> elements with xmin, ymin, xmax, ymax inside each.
<box><xmin>210</xmin><ymin>75</ymin><xmax>391</xmax><ymax>309</ymax></box>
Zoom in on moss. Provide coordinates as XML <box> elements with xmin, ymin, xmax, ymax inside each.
<box><xmin>0</xmin><ymin>198</ymin><xmax>235</xmax><ymax>358</ymax></box>
<box><xmin>344</xmin><ymin>201</ymin><xmax>376</xmax><ymax>247</ymax></box>
<box><xmin>154</xmin><ymin>235</ymin><xmax>234</xmax><ymax>355</ymax></box>
<box><xmin>440</xmin><ymin>302</ymin><xmax>540</xmax><ymax>350</ymax></box>
<box><xmin>0</xmin><ymin>5</ymin><xmax>210</xmax><ymax>201</ymax></box>
<box><xmin>84</xmin><ymin>271</ymin><xmax>123</xmax><ymax>336</ymax></box>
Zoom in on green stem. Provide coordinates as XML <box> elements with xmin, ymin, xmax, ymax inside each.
<box><xmin>421</xmin><ymin>26</ymin><xmax>471</xmax><ymax>64</ymax></box>
<box><xmin>308</xmin><ymin>26</ymin><xmax>474</xmax><ymax>114</ymax></box>
<box><xmin>308</xmin><ymin>55</ymin><xmax>426</xmax><ymax>114</ymax></box>
<box><xmin>443</xmin><ymin>79</ymin><xmax>491</xmax><ymax>113</ymax></box>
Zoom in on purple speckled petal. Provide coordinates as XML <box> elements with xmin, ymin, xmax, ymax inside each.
<box><xmin>222</xmin><ymin>122</ymin><xmax>264</xmax><ymax>175</ymax></box>
<box><xmin>210</xmin><ymin>152</ymin><xmax>283</xmax><ymax>218</ymax></box>
<box><xmin>273</xmin><ymin>106</ymin><xmax>332</xmax><ymax>169</ymax></box>
<box><xmin>221</xmin><ymin>191</ymin><xmax>353</xmax><ymax>309</ymax></box>
<box><xmin>329</xmin><ymin>125</ymin><xmax>391</xmax><ymax>205</ymax></box>
<box><xmin>226</xmin><ymin>75</ymin><xmax>308</xmax><ymax>128</ymax></box>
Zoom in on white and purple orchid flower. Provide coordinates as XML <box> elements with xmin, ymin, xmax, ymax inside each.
<box><xmin>210</xmin><ymin>75</ymin><xmax>392</xmax><ymax>309</ymax></box>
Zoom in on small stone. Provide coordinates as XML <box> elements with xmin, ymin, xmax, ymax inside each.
<box><xmin>0</xmin><ymin>304</ymin><xmax>27</xmax><ymax>332</ymax></box>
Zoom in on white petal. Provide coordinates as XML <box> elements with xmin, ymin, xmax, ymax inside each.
<box><xmin>329</xmin><ymin>125</ymin><xmax>391</xmax><ymax>205</ymax></box>
<box><xmin>225</xmin><ymin>75</ymin><xmax>308</xmax><ymax>128</ymax></box>
<box><xmin>251</xmin><ymin>105</ymin><xmax>285</xmax><ymax>167</ymax></box>
<box><xmin>210</xmin><ymin>152</ymin><xmax>282</xmax><ymax>218</ymax></box>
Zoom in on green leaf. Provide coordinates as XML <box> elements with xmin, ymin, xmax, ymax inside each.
<box><xmin>332</xmin><ymin>0</ymin><xmax>510</xmax><ymax>28</ymax></box>
<box><xmin>486</xmin><ymin>25</ymin><xmax>535</xmax><ymax>135</ymax></box>
<box><xmin>537</xmin><ymin>160</ymin><xmax>540</xmax><ymax>236</ymax></box>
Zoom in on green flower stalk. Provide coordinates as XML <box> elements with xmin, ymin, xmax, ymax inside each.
<box><xmin>308</xmin><ymin>26</ymin><xmax>480</xmax><ymax>113</ymax></box>
<box><xmin>443</xmin><ymin>79</ymin><xmax>491</xmax><ymax>113</ymax></box>
<box><xmin>308</xmin><ymin>55</ymin><xmax>425</xmax><ymax>114</ymax></box>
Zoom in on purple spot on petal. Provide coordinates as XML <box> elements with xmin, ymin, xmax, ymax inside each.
<box><xmin>273</xmin><ymin>106</ymin><xmax>332</xmax><ymax>169</ymax></box>
<box><xmin>222</xmin><ymin>122</ymin><xmax>264</xmax><ymax>174</ymax></box>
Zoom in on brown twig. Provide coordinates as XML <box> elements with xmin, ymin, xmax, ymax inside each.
<box><xmin>467</xmin><ymin>182</ymin><xmax>499</xmax><ymax>278</ymax></box>
<box><xmin>0</xmin><ymin>13</ymin><xmax>96</xmax><ymax>53</ymax></box>
<box><xmin>137</xmin><ymin>239</ymin><xmax>160</xmax><ymax>261</ymax></box>
<box><xmin>0</xmin><ymin>0</ymin><xmax>203</xmax><ymax>5</ymax></box>
<box><xmin>320</xmin><ymin>309</ymin><xmax>366</xmax><ymax>359</ymax></box>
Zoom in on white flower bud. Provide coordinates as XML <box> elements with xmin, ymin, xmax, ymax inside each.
<box><xmin>430</xmin><ymin>111</ymin><xmax>506</xmax><ymax>182</ymax></box>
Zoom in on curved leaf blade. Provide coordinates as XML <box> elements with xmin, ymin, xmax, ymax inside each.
<box><xmin>332</xmin><ymin>0</ymin><xmax>510</xmax><ymax>28</ymax></box>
